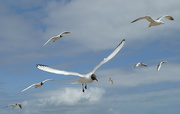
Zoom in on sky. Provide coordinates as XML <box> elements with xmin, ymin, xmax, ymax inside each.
<box><xmin>0</xmin><ymin>0</ymin><xmax>180</xmax><ymax>114</ymax></box>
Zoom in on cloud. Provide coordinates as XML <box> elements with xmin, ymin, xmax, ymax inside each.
<box><xmin>20</xmin><ymin>87</ymin><xmax>105</xmax><ymax>113</ymax></box>
<box><xmin>41</xmin><ymin>0</ymin><xmax>179</xmax><ymax>51</ymax></box>
<box><xmin>0</xmin><ymin>0</ymin><xmax>179</xmax><ymax>67</ymax></box>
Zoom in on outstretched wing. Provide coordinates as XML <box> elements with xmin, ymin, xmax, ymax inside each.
<box><xmin>18</xmin><ymin>104</ymin><xmax>22</xmax><ymax>109</ymax></box>
<box><xmin>88</xmin><ymin>39</ymin><xmax>125</xmax><ymax>75</ymax></box>
<box><xmin>60</xmin><ymin>31</ymin><xmax>71</xmax><ymax>36</ymax></box>
<box><xmin>157</xmin><ymin>15</ymin><xmax>174</xmax><ymax>21</ymax></box>
<box><xmin>3</xmin><ymin>106</ymin><xmax>9</xmax><ymax>109</ymax></box>
<box><xmin>36</xmin><ymin>64</ymin><xmax>84</xmax><ymax>77</ymax></box>
<box><xmin>141</xmin><ymin>63</ymin><xmax>148</xmax><ymax>67</ymax></box>
<box><xmin>157</xmin><ymin>63</ymin><xmax>161</xmax><ymax>71</ymax></box>
<box><xmin>42</xmin><ymin>79</ymin><xmax>55</xmax><ymax>83</ymax></box>
<box><xmin>131</xmin><ymin>16</ymin><xmax>155</xmax><ymax>23</ymax></box>
<box><xmin>21</xmin><ymin>83</ymin><xmax>36</xmax><ymax>92</ymax></box>
<box><xmin>43</xmin><ymin>37</ymin><xmax>54</xmax><ymax>46</ymax></box>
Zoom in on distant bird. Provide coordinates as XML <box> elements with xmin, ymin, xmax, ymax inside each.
<box><xmin>108</xmin><ymin>77</ymin><xmax>113</xmax><ymax>84</ymax></box>
<box><xmin>21</xmin><ymin>79</ymin><xmax>55</xmax><ymax>92</ymax></box>
<box><xmin>37</xmin><ymin>39</ymin><xmax>125</xmax><ymax>92</ymax></box>
<box><xmin>131</xmin><ymin>15</ymin><xmax>174</xmax><ymax>27</ymax></box>
<box><xmin>132</xmin><ymin>62</ymin><xmax>147</xmax><ymax>68</ymax></box>
<box><xmin>157</xmin><ymin>61</ymin><xmax>167</xmax><ymax>71</ymax></box>
<box><xmin>4</xmin><ymin>103</ymin><xmax>22</xmax><ymax>109</ymax></box>
<box><xmin>43</xmin><ymin>31</ymin><xmax>71</xmax><ymax>46</ymax></box>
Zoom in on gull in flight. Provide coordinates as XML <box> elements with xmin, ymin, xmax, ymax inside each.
<box><xmin>131</xmin><ymin>15</ymin><xmax>174</xmax><ymax>27</ymax></box>
<box><xmin>4</xmin><ymin>103</ymin><xmax>22</xmax><ymax>109</ymax></box>
<box><xmin>108</xmin><ymin>77</ymin><xmax>113</xmax><ymax>84</ymax></box>
<box><xmin>21</xmin><ymin>79</ymin><xmax>55</xmax><ymax>92</ymax></box>
<box><xmin>37</xmin><ymin>39</ymin><xmax>125</xmax><ymax>92</ymax></box>
<box><xmin>132</xmin><ymin>62</ymin><xmax>148</xmax><ymax>68</ymax></box>
<box><xmin>43</xmin><ymin>31</ymin><xmax>71</xmax><ymax>46</ymax></box>
<box><xmin>157</xmin><ymin>61</ymin><xmax>167</xmax><ymax>71</ymax></box>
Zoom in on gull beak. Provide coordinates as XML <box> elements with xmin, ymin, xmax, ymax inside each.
<box><xmin>96</xmin><ymin>79</ymin><xmax>98</xmax><ymax>82</ymax></box>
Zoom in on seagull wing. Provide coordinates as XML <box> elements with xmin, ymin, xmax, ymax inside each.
<box><xmin>18</xmin><ymin>104</ymin><xmax>22</xmax><ymax>109</ymax></box>
<box><xmin>157</xmin><ymin>63</ymin><xmax>161</xmax><ymax>71</ymax></box>
<box><xmin>88</xmin><ymin>39</ymin><xmax>125</xmax><ymax>75</ymax></box>
<box><xmin>43</xmin><ymin>37</ymin><xmax>54</xmax><ymax>46</ymax></box>
<box><xmin>132</xmin><ymin>63</ymin><xmax>138</xmax><ymax>68</ymax></box>
<box><xmin>141</xmin><ymin>63</ymin><xmax>148</xmax><ymax>67</ymax></box>
<box><xmin>60</xmin><ymin>31</ymin><xmax>71</xmax><ymax>35</ymax></box>
<box><xmin>131</xmin><ymin>16</ymin><xmax>155</xmax><ymax>23</ymax></box>
<box><xmin>111</xmin><ymin>79</ymin><xmax>114</xmax><ymax>84</ymax></box>
<box><xmin>157</xmin><ymin>15</ymin><xmax>174</xmax><ymax>21</ymax></box>
<box><xmin>36</xmin><ymin>64</ymin><xmax>84</xmax><ymax>77</ymax></box>
<box><xmin>3</xmin><ymin>106</ymin><xmax>9</xmax><ymax>109</ymax></box>
<box><xmin>21</xmin><ymin>83</ymin><xmax>36</xmax><ymax>92</ymax></box>
<box><xmin>42</xmin><ymin>79</ymin><xmax>55</xmax><ymax>83</ymax></box>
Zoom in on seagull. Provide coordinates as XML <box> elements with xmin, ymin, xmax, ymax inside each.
<box><xmin>43</xmin><ymin>31</ymin><xmax>71</xmax><ymax>46</ymax></box>
<box><xmin>37</xmin><ymin>39</ymin><xmax>125</xmax><ymax>92</ymax></box>
<box><xmin>157</xmin><ymin>61</ymin><xmax>167</xmax><ymax>71</ymax></box>
<box><xmin>131</xmin><ymin>15</ymin><xmax>174</xmax><ymax>27</ymax></box>
<box><xmin>132</xmin><ymin>62</ymin><xmax>147</xmax><ymax>68</ymax></box>
<box><xmin>108</xmin><ymin>77</ymin><xmax>113</xmax><ymax>84</ymax></box>
<box><xmin>4</xmin><ymin>103</ymin><xmax>22</xmax><ymax>109</ymax></box>
<box><xmin>21</xmin><ymin>79</ymin><xmax>55</xmax><ymax>92</ymax></box>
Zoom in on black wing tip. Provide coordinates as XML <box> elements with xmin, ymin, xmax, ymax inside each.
<box><xmin>115</xmin><ymin>39</ymin><xmax>125</xmax><ymax>48</ymax></box>
<box><xmin>36</xmin><ymin>64</ymin><xmax>48</xmax><ymax>67</ymax></box>
<box><xmin>120</xmin><ymin>39</ymin><xmax>125</xmax><ymax>44</ymax></box>
<box><xmin>170</xmin><ymin>17</ymin><xmax>174</xmax><ymax>20</ymax></box>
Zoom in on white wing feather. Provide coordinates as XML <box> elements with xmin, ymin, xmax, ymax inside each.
<box><xmin>157</xmin><ymin>63</ymin><xmax>161</xmax><ymax>71</ymax></box>
<box><xmin>43</xmin><ymin>37</ymin><xmax>54</xmax><ymax>46</ymax></box>
<box><xmin>42</xmin><ymin>79</ymin><xmax>55</xmax><ymax>83</ymax></box>
<box><xmin>36</xmin><ymin>65</ymin><xmax>84</xmax><ymax>77</ymax></box>
<box><xmin>157</xmin><ymin>15</ymin><xmax>174</xmax><ymax>21</ymax></box>
<box><xmin>131</xmin><ymin>16</ymin><xmax>155</xmax><ymax>23</ymax></box>
<box><xmin>38</xmin><ymin>39</ymin><xmax>125</xmax><ymax>78</ymax></box>
<box><xmin>88</xmin><ymin>39</ymin><xmax>125</xmax><ymax>75</ymax></box>
<box><xmin>21</xmin><ymin>83</ymin><xmax>36</xmax><ymax>92</ymax></box>
<box><xmin>60</xmin><ymin>31</ymin><xmax>71</xmax><ymax>36</ymax></box>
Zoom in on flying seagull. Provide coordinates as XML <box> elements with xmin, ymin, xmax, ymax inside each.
<box><xmin>43</xmin><ymin>31</ymin><xmax>71</xmax><ymax>46</ymax></box>
<box><xmin>37</xmin><ymin>39</ymin><xmax>125</xmax><ymax>92</ymax></box>
<box><xmin>21</xmin><ymin>79</ymin><xmax>55</xmax><ymax>92</ymax></box>
<box><xmin>157</xmin><ymin>61</ymin><xmax>167</xmax><ymax>71</ymax></box>
<box><xmin>108</xmin><ymin>77</ymin><xmax>113</xmax><ymax>84</ymax></box>
<box><xmin>131</xmin><ymin>15</ymin><xmax>174</xmax><ymax>27</ymax></box>
<box><xmin>132</xmin><ymin>62</ymin><xmax>148</xmax><ymax>68</ymax></box>
<box><xmin>4</xmin><ymin>103</ymin><xmax>22</xmax><ymax>109</ymax></box>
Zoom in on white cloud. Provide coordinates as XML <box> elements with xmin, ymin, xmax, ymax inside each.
<box><xmin>41</xmin><ymin>0</ymin><xmax>179</xmax><ymax>51</ymax></box>
<box><xmin>20</xmin><ymin>87</ymin><xmax>105</xmax><ymax>113</ymax></box>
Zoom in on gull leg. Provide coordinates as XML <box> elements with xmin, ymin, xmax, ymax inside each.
<box><xmin>82</xmin><ymin>83</ymin><xmax>85</xmax><ymax>92</ymax></box>
<box><xmin>85</xmin><ymin>83</ymin><xmax>87</xmax><ymax>89</ymax></box>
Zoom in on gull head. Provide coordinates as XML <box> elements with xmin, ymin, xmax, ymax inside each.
<box><xmin>40</xmin><ymin>82</ymin><xmax>44</xmax><ymax>85</ymax></box>
<box><xmin>91</xmin><ymin>74</ymin><xmax>98</xmax><ymax>82</ymax></box>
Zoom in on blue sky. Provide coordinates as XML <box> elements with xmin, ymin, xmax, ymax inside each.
<box><xmin>0</xmin><ymin>0</ymin><xmax>180</xmax><ymax>114</ymax></box>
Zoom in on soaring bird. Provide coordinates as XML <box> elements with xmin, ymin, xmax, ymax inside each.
<box><xmin>108</xmin><ymin>77</ymin><xmax>113</xmax><ymax>84</ymax></box>
<box><xmin>37</xmin><ymin>39</ymin><xmax>125</xmax><ymax>92</ymax></box>
<box><xmin>43</xmin><ymin>31</ymin><xmax>71</xmax><ymax>46</ymax></box>
<box><xmin>21</xmin><ymin>79</ymin><xmax>55</xmax><ymax>92</ymax></box>
<box><xmin>157</xmin><ymin>61</ymin><xmax>167</xmax><ymax>71</ymax></box>
<box><xmin>4</xmin><ymin>103</ymin><xmax>22</xmax><ymax>109</ymax></box>
<box><xmin>131</xmin><ymin>15</ymin><xmax>174</xmax><ymax>27</ymax></box>
<box><xmin>132</xmin><ymin>62</ymin><xmax>147</xmax><ymax>68</ymax></box>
